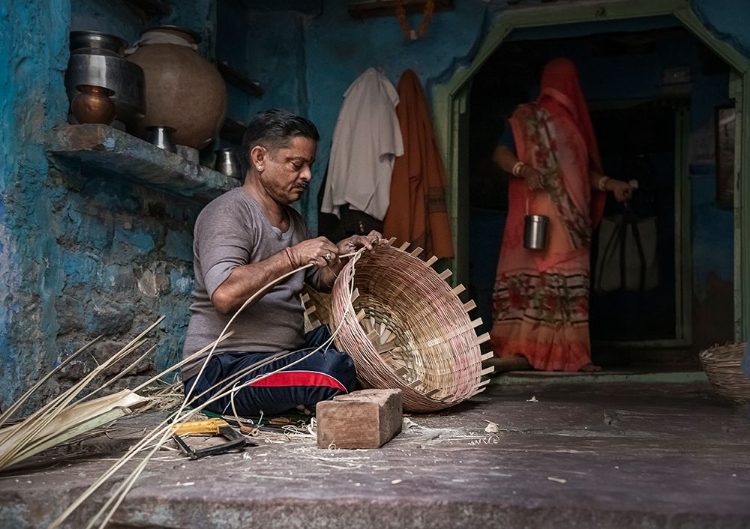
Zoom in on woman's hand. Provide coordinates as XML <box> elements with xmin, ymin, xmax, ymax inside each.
<box><xmin>609</xmin><ymin>180</ymin><xmax>633</xmax><ymax>202</ymax></box>
<box><xmin>519</xmin><ymin>165</ymin><xmax>545</xmax><ymax>191</ymax></box>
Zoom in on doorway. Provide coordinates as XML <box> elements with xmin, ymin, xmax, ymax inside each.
<box><xmin>435</xmin><ymin>1</ymin><xmax>750</xmax><ymax>352</ymax></box>
<box><xmin>456</xmin><ymin>17</ymin><xmax>741</xmax><ymax>366</ymax></box>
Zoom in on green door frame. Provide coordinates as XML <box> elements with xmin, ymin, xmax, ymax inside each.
<box><xmin>433</xmin><ymin>0</ymin><xmax>750</xmax><ymax>342</ymax></box>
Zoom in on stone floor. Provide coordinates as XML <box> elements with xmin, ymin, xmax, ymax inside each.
<box><xmin>1</xmin><ymin>378</ymin><xmax>749</xmax><ymax>529</ymax></box>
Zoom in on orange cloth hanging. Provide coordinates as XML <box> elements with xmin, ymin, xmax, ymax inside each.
<box><xmin>383</xmin><ymin>69</ymin><xmax>454</xmax><ymax>259</ymax></box>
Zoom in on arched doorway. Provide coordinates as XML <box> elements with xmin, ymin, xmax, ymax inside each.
<box><xmin>433</xmin><ymin>1</ymin><xmax>750</xmax><ymax>361</ymax></box>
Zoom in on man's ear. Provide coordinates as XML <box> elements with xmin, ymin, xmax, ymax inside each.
<box><xmin>250</xmin><ymin>145</ymin><xmax>267</xmax><ymax>171</ymax></box>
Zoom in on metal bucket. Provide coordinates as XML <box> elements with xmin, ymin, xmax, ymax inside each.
<box><xmin>215</xmin><ymin>148</ymin><xmax>241</xmax><ymax>179</ymax></box>
<box><xmin>524</xmin><ymin>214</ymin><xmax>550</xmax><ymax>250</ymax></box>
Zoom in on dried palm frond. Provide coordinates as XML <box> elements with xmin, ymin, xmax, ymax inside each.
<box><xmin>0</xmin><ymin>390</ymin><xmax>148</xmax><ymax>466</ymax></box>
<box><xmin>0</xmin><ymin>318</ymin><xmax>165</xmax><ymax>469</ymax></box>
<box><xmin>0</xmin><ymin>335</ymin><xmax>102</xmax><ymax>428</ymax></box>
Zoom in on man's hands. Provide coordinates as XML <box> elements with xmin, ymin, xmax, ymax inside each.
<box><xmin>288</xmin><ymin>230</ymin><xmax>383</xmax><ymax>271</ymax></box>
<box><xmin>337</xmin><ymin>230</ymin><xmax>382</xmax><ymax>255</ymax></box>
<box><xmin>288</xmin><ymin>236</ymin><xmax>341</xmax><ymax>268</ymax></box>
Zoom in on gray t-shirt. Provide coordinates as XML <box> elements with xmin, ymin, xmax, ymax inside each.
<box><xmin>182</xmin><ymin>187</ymin><xmax>323</xmax><ymax>380</ymax></box>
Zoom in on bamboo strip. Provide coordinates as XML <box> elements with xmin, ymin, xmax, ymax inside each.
<box><xmin>474</xmin><ymin>333</ymin><xmax>490</xmax><ymax>347</ymax></box>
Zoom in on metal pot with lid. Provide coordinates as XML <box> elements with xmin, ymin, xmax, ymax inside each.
<box><xmin>69</xmin><ymin>30</ymin><xmax>128</xmax><ymax>57</ymax></box>
<box><xmin>65</xmin><ymin>30</ymin><xmax>145</xmax><ymax>125</ymax></box>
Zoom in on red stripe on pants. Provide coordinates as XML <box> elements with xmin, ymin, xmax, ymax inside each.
<box><xmin>247</xmin><ymin>370</ymin><xmax>348</xmax><ymax>392</ymax></box>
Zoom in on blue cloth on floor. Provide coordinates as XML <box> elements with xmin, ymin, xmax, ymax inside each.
<box><xmin>183</xmin><ymin>325</ymin><xmax>357</xmax><ymax>417</ymax></box>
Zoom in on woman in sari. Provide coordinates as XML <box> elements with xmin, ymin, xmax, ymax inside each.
<box><xmin>490</xmin><ymin>58</ymin><xmax>632</xmax><ymax>372</ymax></box>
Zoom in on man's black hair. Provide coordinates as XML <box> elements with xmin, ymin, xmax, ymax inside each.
<box><xmin>239</xmin><ymin>108</ymin><xmax>320</xmax><ymax>178</ymax></box>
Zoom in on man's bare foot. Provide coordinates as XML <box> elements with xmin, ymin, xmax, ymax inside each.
<box><xmin>579</xmin><ymin>363</ymin><xmax>602</xmax><ymax>372</ymax></box>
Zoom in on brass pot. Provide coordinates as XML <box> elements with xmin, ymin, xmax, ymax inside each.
<box><xmin>70</xmin><ymin>84</ymin><xmax>117</xmax><ymax>125</ymax></box>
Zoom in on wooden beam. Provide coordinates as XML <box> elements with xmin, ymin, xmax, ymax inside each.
<box><xmin>217</xmin><ymin>61</ymin><xmax>264</xmax><ymax>98</ymax></box>
<box><xmin>124</xmin><ymin>0</ymin><xmax>171</xmax><ymax>17</ymax></box>
<box><xmin>347</xmin><ymin>0</ymin><xmax>454</xmax><ymax>20</ymax></box>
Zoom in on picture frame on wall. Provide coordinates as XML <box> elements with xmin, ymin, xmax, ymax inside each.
<box><xmin>715</xmin><ymin>105</ymin><xmax>736</xmax><ymax>210</ymax></box>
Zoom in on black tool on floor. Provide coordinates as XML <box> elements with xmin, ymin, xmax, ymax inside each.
<box><xmin>171</xmin><ymin>418</ymin><xmax>256</xmax><ymax>460</ymax></box>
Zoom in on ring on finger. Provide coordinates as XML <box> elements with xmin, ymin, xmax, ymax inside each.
<box><xmin>324</xmin><ymin>252</ymin><xmax>332</xmax><ymax>262</ymax></box>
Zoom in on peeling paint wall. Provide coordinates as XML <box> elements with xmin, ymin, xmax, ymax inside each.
<box><xmin>0</xmin><ymin>0</ymin><xmax>70</xmax><ymax>409</ymax></box>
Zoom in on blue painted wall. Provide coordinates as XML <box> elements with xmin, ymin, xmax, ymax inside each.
<box><xmin>1</xmin><ymin>0</ymin><xmax>749</xmax><ymax>405</ymax></box>
<box><xmin>0</xmin><ymin>0</ymin><xmax>70</xmax><ymax>408</ymax></box>
<box><xmin>0</xmin><ymin>0</ymin><xmax>216</xmax><ymax>410</ymax></box>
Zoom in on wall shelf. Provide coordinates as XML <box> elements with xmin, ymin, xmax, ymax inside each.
<box><xmin>46</xmin><ymin>124</ymin><xmax>238</xmax><ymax>203</ymax></box>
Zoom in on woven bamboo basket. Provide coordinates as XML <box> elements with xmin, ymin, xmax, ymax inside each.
<box><xmin>312</xmin><ymin>243</ymin><xmax>492</xmax><ymax>412</ymax></box>
<box><xmin>698</xmin><ymin>342</ymin><xmax>750</xmax><ymax>404</ymax></box>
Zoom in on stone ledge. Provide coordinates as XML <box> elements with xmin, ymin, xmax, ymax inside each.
<box><xmin>46</xmin><ymin>124</ymin><xmax>238</xmax><ymax>202</ymax></box>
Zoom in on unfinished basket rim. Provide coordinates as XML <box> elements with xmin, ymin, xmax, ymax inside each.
<box><xmin>329</xmin><ymin>244</ymin><xmax>490</xmax><ymax>412</ymax></box>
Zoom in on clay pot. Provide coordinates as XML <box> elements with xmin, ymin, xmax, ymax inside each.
<box><xmin>70</xmin><ymin>84</ymin><xmax>117</xmax><ymax>125</ymax></box>
<box><xmin>125</xmin><ymin>26</ymin><xmax>226</xmax><ymax>150</ymax></box>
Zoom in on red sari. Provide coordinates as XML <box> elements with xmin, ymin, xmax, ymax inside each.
<box><xmin>490</xmin><ymin>59</ymin><xmax>605</xmax><ymax>371</ymax></box>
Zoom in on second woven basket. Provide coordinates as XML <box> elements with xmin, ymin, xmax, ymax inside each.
<box><xmin>325</xmin><ymin>244</ymin><xmax>491</xmax><ymax>412</ymax></box>
<box><xmin>698</xmin><ymin>342</ymin><xmax>750</xmax><ymax>404</ymax></box>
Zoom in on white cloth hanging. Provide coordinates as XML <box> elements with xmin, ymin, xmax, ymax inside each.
<box><xmin>321</xmin><ymin>68</ymin><xmax>404</xmax><ymax>221</ymax></box>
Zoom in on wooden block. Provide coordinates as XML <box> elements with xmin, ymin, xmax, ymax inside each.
<box><xmin>316</xmin><ymin>389</ymin><xmax>403</xmax><ymax>449</ymax></box>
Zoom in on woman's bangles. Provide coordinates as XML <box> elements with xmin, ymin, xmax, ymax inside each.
<box><xmin>511</xmin><ymin>161</ymin><xmax>526</xmax><ymax>177</ymax></box>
